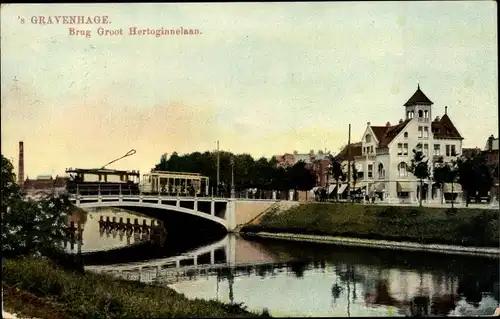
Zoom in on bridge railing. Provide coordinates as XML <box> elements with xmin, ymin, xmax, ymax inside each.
<box><xmin>72</xmin><ymin>184</ymin><xmax>286</xmax><ymax>201</ymax></box>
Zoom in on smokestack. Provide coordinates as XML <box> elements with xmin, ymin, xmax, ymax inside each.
<box><xmin>18</xmin><ymin>141</ymin><xmax>24</xmax><ymax>190</ymax></box>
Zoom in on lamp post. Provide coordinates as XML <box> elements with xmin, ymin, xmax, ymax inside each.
<box><xmin>346</xmin><ymin>124</ymin><xmax>352</xmax><ymax>201</ymax></box>
<box><xmin>326</xmin><ymin>163</ymin><xmax>332</xmax><ymax>201</ymax></box>
<box><xmin>230</xmin><ymin>155</ymin><xmax>235</xmax><ymax>199</ymax></box>
<box><xmin>216</xmin><ymin>141</ymin><xmax>220</xmax><ymax>197</ymax></box>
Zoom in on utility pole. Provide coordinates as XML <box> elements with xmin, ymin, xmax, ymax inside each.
<box><xmin>347</xmin><ymin>124</ymin><xmax>352</xmax><ymax>201</ymax></box>
<box><xmin>231</xmin><ymin>155</ymin><xmax>235</xmax><ymax>199</ymax></box>
<box><xmin>216</xmin><ymin>140</ymin><xmax>220</xmax><ymax>197</ymax></box>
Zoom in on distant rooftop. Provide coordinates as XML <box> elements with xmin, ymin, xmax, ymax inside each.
<box><xmin>484</xmin><ymin>135</ymin><xmax>499</xmax><ymax>152</ymax></box>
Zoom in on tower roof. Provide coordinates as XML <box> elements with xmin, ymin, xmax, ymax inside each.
<box><xmin>404</xmin><ymin>84</ymin><xmax>434</xmax><ymax>106</ymax></box>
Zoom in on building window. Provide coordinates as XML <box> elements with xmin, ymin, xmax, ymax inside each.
<box><xmin>423</xmin><ymin>126</ymin><xmax>429</xmax><ymax>138</ymax></box>
<box><xmin>434</xmin><ymin>144</ymin><xmax>441</xmax><ymax>156</ymax></box>
<box><xmin>365</xmin><ymin>134</ymin><xmax>371</xmax><ymax>143</ymax></box>
<box><xmin>446</xmin><ymin>145</ymin><xmax>451</xmax><ymax>156</ymax></box>
<box><xmin>416</xmin><ymin>143</ymin><xmax>422</xmax><ymax>151</ymax></box>
<box><xmin>451</xmin><ymin>145</ymin><xmax>456</xmax><ymax>156</ymax></box>
<box><xmin>403</xmin><ymin>143</ymin><xmax>408</xmax><ymax>156</ymax></box>
<box><xmin>418</xmin><ymin>126</ymin><xmax>423</xmax><ymax>138</ymax></box>
<box><xmin>398</xmin><ymin>162</ymin><xmax>408</xmax><ymax>177</ymax></box>
<box><xmin>368</xmin><ymin>164</ymin><xmax>373</xmax><ymax>178</ymax></box>
<box><xmin>418</xmin><ymin>110</ymin><xmax>423</xmax><ymax>118</ymax></box>
<box><xmin>423</xmin><ymin>144</ymin><xmax>429</xmax><ymax>156</ymax></box>
<box><xmin>424</xmin><ymin>110</ymin><xmax>429</xmax><ymax>118</ymax></box>
<box><xmin>404</xmin><ymin>132</ymin><xmax>408</xmax><ymax>139</ymax></box>
<box><xmin>370</xmin><ymin>146</ymin><xmax>374</xmax><ymax>153</ymax></box>
<box><xmin>397</xmin><ymin>143</ymin><xmax>403</xmax><ymax>156</ymax></box>
<box><xmin>378</xmin><ymin>163</ymin><xmax>385</xmax><ymax>179</ymax></box>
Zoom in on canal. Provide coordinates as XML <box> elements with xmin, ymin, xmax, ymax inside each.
<box><xmin>74</xmin><ymin>208</ymin><xmax>499</xmax><ymax>317</ymax></box>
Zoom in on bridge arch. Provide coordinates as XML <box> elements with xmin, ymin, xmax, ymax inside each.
<box><xmin>86</xmin><ymin>235</ymin><xmax>232</xmax><ymax>273</ymax></box>
<box><xmin>76</xmin><ymin>201</ymin><xmax>228</xmax><ymax>230</ymax></box>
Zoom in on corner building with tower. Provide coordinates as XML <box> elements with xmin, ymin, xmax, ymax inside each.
<box><xmin>351</xmin><ymin>85</ymin><xmax>464</xmax><ymax>204</ymax></box>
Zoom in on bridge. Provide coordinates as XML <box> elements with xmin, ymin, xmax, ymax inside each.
<box><xmin>70</xmin><ymin>194</ymin><xmax>299</xmax><ymax>232</ymax></box>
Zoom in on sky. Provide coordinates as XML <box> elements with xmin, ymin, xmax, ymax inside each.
<box><xmin>1</xmin><ymin>2</ymin><xmax>498</xmax><ymax>178</ymax></box>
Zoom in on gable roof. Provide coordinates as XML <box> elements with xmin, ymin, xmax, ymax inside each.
<box><xmin>336</xmin><ymin>142</ymin><xmax>362</xmax><ymax>161</ymax></box>
<box><xmin>370</xmin><ymin>119</ymin><xmax>412</xmax><ymax>148</ymax></box>
<box><xmin>404</xmin><ymin>85</ymin><xmax>434</xmax><ymax>107</ymax></box>
<box><xmin>431</xmin><ymin>114</ymin><xmax>463</xmax><ymax>140</ymax></box>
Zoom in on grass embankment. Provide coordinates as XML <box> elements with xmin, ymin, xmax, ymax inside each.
<box><xmin>241</xmin><ymin>203</ymin><xmax>499</xmax><ymax>248</ymax></box>
<box><xmin>2</xmin><ymin>258</ymin><xmax>264</xmax><ymax>319</ymax></box>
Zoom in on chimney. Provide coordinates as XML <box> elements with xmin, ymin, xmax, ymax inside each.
<box><xmin>18</xmin><ymin>141</ymin><xmax>24</xmax><ymax>190</ymax></box>
<box><xmin>435</xmin><ymin>116</ymin><xmax>440</xmax><ymax>122</ymax></box>
<box><xmin>386</xmin><ymin>121</ymin><xmax>391</xmax><ymax>127</ymax></box>
<box><xmin>399</xmin><ymin>119</ymin><xmax>403</xmax><ymax>124</ymax></box>
<box><xmin>488</xmin><ymin>135</ymin><xmax>494</xmax><ymax>151</ymax></box>
<box><xmin>445</xmin><ymin>106</ymin><xmax>448</xmax><ymax>115</ymax></box>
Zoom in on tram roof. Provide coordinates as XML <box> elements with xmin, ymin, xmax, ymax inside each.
<box><xmin>146</xmin><ymin>170</ymin><xmax>208</xmax><ymax>178</ymax></box>
<box><xmin>65</xmin><ymin>168</ymin><xmax>140</xmax><ymax>175</ymax></box>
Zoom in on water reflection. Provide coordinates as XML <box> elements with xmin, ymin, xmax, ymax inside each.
<box><xmin>169</xmin><ymin>237</ymin><xmax>499</xmax><ymax>317</ymax></box>
<box><xmin>65</xmin><ymin>207</ymin><xmax>164</xmax><ymax>253</ymax></box>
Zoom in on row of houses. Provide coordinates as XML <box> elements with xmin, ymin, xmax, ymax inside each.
<box><xmin>22</xmin><ymin>175</ymin><xmax>67</xmax><ymax>199</ymax></box>
<box><xmin>273</xmin><ymin>85</ymin><xmax>499</xmax><ymax>204</ymax></box>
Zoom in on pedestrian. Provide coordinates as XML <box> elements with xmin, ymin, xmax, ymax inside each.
<box><xmin>493</xmin><ymin>307</ymin><xmax>500</xmax><ymax>316</ymax></box>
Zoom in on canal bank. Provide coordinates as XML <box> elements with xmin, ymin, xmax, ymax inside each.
<box><xmin>238</xmin><ymin>203</ymin><xmax>500</xmax><ymax>254</ymax></box>
<box><xmin>241</xmin><ymin>232</ymin><xmax>500</xmax><ymax>258</ymax></box>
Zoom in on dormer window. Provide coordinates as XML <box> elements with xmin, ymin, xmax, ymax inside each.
<box><xmin>404</xmin><ymin>132</ymin><xmax>408</xmax><ymax>139</ymax></box>
<box><xmin>365</xmin><ymin>134</ymin><xmax>371</xmax><ymax>143</ymax></box>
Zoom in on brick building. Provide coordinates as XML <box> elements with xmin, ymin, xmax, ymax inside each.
<box><xmin>273</xmin><ymin>150</ymin><xmax>332</xmax><ymax>187</ymax></box>
<box><xmin>23</xmin><ymin>175</ymin><xmax>67</xmax><ymax>199</ymax></box>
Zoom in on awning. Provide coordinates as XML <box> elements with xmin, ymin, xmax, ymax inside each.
<box><xmin>397</xmin><ymin>181</ymin><xmax>413</xmax><ymax>192</ymax></box>
<box><xmin>337</xmin><ymin>184</ymin><xmax>348</xmax><ymax>194</ymax></box>
<box><xmin>443</xmin><ymin>183</ymin><xmax>462</xmax><ymax>193</ymax></box>
<box><xmin>372</xmin><ymin>182</ymin><xmax>386</xmax><ymax>192</ymax></box>
<box><xmin>328</xmin><ymin>184</ymin><xmax>336</xmax><ymax>195</ymax></box>
<box><xmin>352</xmin><ymin>182</ymin><xmax>367</xmax><ymax>190</ymax></box>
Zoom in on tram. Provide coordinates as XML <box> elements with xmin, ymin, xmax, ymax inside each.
<box><xmin>65</xmin><ymin>168</ymin><xmax>141</xmax><ymax>195</ymax></box>
<box><xmin>65</xmin><ymin>149</ymin><xmax>140</xmax><ymax>195</ymax></box>
<box><xmin>140</xmin><ymin>170</ymin><xmax>209</xmax><ymax>196</ymax></box>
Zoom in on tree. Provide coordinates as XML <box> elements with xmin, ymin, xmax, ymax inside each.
<box><xmin>287</xmin><ymin>161</ymin><xmax>316</xmax><ymax>200</ymax></box>
<box><xmin>350</xmin><ymin>162</ymin><xmax>358</xmax><ymax>203</ymax></box>
<box><xmin>155</xmin><ymin>153</ymin><xmax>168</xmax><ymax>171</ymax></box>
<box><xmin>329</xmin><ymin>156</ymin><xmax>346</xmax><ymax>202</ymax></box>
<box><xmin>456</xmin><ymin>153</ymin><xmax>494</xmax><ymax>207</ymax></box>
<box><xmin>407</xmin><ymin>149</ymin><xmax>430</xmax><ymax>207</ymax></box>
<box><xmin>432</xmin><ymin>156</ymin><xmax>451</xmax><ymax>205</ymax></box>
<box><xmin>1</xmin><ymin>155</ymin><xmax>73</xmax><ymax>259</ymax></box>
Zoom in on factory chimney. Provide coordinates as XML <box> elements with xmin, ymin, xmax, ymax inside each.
<box><xmin>18</xmin><ymin>141</ymin><xmax>24</xmax><ymax>190</ymax></box>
